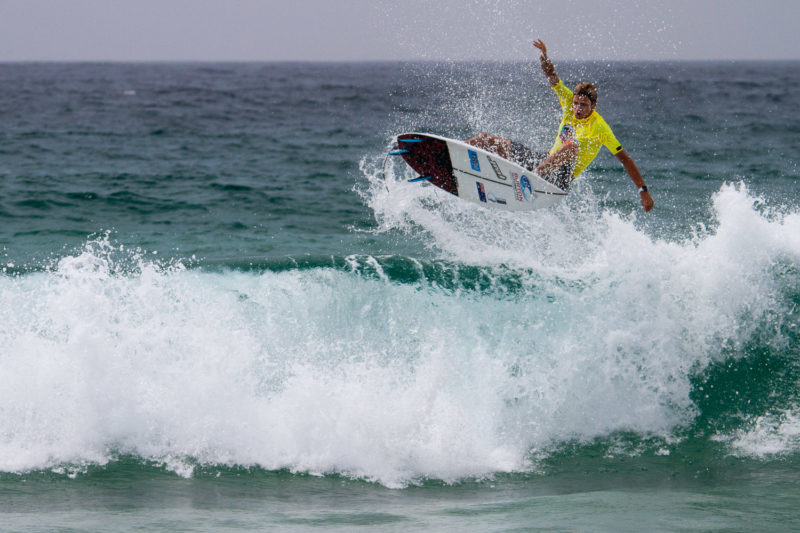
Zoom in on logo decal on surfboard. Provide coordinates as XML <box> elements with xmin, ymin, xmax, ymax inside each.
<box><xmin>512</xmin><ymin>172</ymin><xmax>534</xmax><ymax>203</ymax></box>
<box><xmin>487</xmin><ymin>157</ymin><xmax>507</xmax><ymax>180</ymax></box>
<box><xmin>512</xmin><ymin>172</ymin><xmax>521</xmax><ymax>201</ymax></box>
<box><xmin>468</xmin><ymin>150</ymin><xmax>481</xmax><ymax>172</ymax></box>
<box><xmin>476</xmin><ymin>181</ymin><xmax>487</xmax><ymax>202</ymax></box>
<box><xmin>520</xmin><ymin>175</ymin><xmax>534</xmax><ymax>202</ymax></box>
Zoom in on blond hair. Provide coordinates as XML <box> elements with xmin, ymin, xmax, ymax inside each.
<box><xmin>574</xmin><ymin>82</ymin><xmax>597</xmax><ymax>105</ymax></box>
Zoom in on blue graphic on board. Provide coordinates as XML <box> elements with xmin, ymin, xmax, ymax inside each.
<box><xmin>468</xmin><ymin>150</ymin><xmax>481</xmax><ymax>172</ymax></box>
<box><xmin>520</xmin><ymin>175</ymin><xmax>534</xmax><ymax>202</ymax></box>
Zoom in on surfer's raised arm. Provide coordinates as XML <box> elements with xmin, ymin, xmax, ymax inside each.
<box><xmin>534</xmin><ymin>39</ymin><xmax>559</xmax><ymax>87</ymax></box>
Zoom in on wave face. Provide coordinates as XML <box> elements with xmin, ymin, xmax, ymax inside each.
<box><xmin>2</xmin><ymin>180</ymin><xmax>798</xmax><ymax>487</ymax></box>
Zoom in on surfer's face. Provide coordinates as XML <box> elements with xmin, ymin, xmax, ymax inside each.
<box><xmin>572</xmin><ymin>95</ymin><xmax>595</xmax><ymax>119</ymax></box>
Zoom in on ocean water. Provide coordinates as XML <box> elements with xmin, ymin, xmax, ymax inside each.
<box><xmin>0</xmin><ymin>60</ymin><xmax>798</xmax><ymax>531</ymax></box>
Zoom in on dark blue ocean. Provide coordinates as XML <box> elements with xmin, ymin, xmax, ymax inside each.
<box><xmin>1</xmin><ymin>61</ymin><xmax>799</xmax><ymax>531</ymax></box>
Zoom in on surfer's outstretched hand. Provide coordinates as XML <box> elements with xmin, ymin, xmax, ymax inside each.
<box><xmin>534</xmin><ymin>39</ymin><xmax>559</xmax><ymax>86</ymax></box>
<box><xmin>533</xmin><ymin>39</ymin><xmax>548</xmax><ymax>58</ymax></box>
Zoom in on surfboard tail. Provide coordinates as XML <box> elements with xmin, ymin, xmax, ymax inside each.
<box><xmin>396</xmin><ymin>134</ymin><xmax>458</xmax><ymax>195</ymax></box>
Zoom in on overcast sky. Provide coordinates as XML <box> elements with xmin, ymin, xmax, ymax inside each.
<box><xmin>0</xmin><ymin>0</ymin><xmax>796</xmax><ymax>62</ymax></box>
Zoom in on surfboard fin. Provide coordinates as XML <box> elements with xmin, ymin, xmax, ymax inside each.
<box><xmin>388</xmin><ymin>149</ymin><xmax>409</xmax><ymax>155</ymax></box>
<box><xmin>408</xmin><ymin>175</ymin><xmax>432</xmax><ymax>183</ymax></box>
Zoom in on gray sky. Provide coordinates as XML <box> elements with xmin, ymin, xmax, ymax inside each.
<box><xmin>0</xmin><ymin>0</ymin><xmax>797</xmax><ymax>61</ymax></box>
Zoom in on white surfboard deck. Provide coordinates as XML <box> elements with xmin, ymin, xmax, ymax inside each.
<box><xmin>395</xmin><ymin>132</ymin><xmax>568</xmax><ymax>211</ymax></box>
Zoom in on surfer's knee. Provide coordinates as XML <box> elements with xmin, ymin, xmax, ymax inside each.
<box><xmin>561</xmin><ymin>139</ymin><xmax>578</xmax><ymax>154</ymax></box>
<box><xmin>556</xmin><ymin>140</ymin><xmax>578</xmax><ymax>162</ymax></box>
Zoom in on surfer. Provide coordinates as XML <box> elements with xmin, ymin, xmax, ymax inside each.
<box><xmin>465</xmin><ymin>39</ymin><xmax>654</xmax><ymax>212</ymax></box>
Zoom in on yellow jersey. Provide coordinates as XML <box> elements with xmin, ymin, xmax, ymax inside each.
<box><xmin>550</xmin><ymin>80</ymin><xmax>623</xmax><ymax>177</ymax></box>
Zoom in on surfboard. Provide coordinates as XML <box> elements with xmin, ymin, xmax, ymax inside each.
<box><xmin>390</xmin><ymin>133</ymin><xmax>568</xmax><ymax>211</ymax></box>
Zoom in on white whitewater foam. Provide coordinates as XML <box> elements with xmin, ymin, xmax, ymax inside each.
<box><xmin>1</xmin><ymin>182</ymin><xmax>799</xmax><ymax>486</ymax></box>
<box><xmin>723</xmin><ymin>409</ymin><xmax>800</xmax><ymax>457</ymax></box>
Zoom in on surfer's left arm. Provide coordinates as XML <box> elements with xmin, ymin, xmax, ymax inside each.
<box><xmin>615</xmin><ymin>150</ymin><xmax>654</xmax><ymax>212</ymax></box>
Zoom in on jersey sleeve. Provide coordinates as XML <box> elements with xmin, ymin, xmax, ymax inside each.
<box><xmin>601</xmin><ymin>121</ymin><xmax>623</xmax><ymax>155</ymax></box>
<box><xmin>552</xmin><ymin>80</ymin><xmax>573</xmax><ymax>112</ymax></box>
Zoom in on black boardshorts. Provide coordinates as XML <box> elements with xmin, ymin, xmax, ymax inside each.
<box><xmin>510</xmin><ymin>141</ymin><xmax>573</xmax><ymax>192</ymax></box>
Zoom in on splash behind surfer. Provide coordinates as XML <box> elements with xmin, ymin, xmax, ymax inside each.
<box><xmin>466</xmin><ymin>39</ymin><xmax>654</xmax><ymax>212</ymax></box>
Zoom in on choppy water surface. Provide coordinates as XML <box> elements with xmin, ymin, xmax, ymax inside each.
<box><xmin>1</xmin><ymin>61</ymin><xmax>799</xmax><ymax>531</ymax></box>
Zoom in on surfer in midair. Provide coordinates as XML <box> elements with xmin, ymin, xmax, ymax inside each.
<box><xmin>465</xmin><ymin>39</ymin><xmax>654</xmax><ymax>212</ymax></box>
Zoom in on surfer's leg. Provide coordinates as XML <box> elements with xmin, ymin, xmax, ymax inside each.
<box><xmin>535</xmin><ymin>140</ymin><xmax>577</xmax><ymax>177</ymax></box>
<box><xmin>509</xmin><ymin>141</ymin><xmax>539</xmax><ymax>171</ymax></box>
<box><xmin>552</xmin><ymin>163</ymin><xmax>573</xmax><ymax>191</ymax></box>
<box><xmin>533</xmin><ymin>143</ymin><xmax>575</xmax><ymax>192</ymax></box>
<box><xmin>504</xmin><ymin>142</ymin><xmax>573</xmax><ymax>191</ymax></box>
<box><xmin>465</xmin><ymin>133</ymin><xmax>512</xmax><ymax>159</ymax></box>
